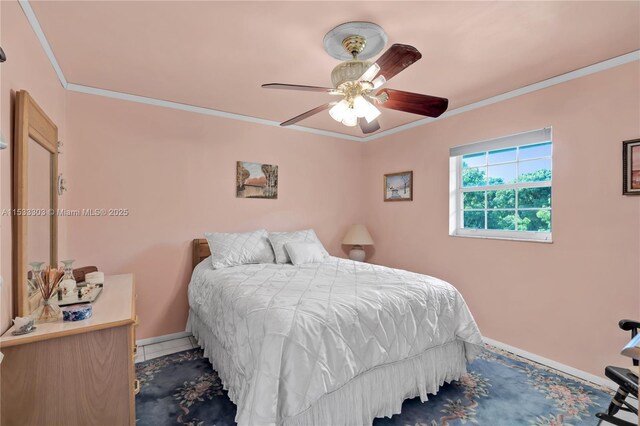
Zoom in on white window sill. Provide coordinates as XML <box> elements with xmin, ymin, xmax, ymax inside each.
<box><xmin>449</xmin><ymin>232</ymin><xmax>553</xmax><ymax>244</ymax></box>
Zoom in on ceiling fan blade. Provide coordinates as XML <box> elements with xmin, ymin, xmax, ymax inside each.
<box><xmin>280</xmin><ymin>102</ymin><xmax>337</xmax><ymax>126</ymax></box>
<box><xmin>373</xmin><ymin>44</ymin><xmax>422</xmax><ymax>82</ymax></box>
<box><xmin>359</xmin><ymin>118</ymin><xmax>380</xmax><ymax>134</ymax></box>
<box><xmin>262</xmin><ymin>83</ymin><xmax>339</xmax><ymax>94</ymax></box>
<box><xmin>377</xmin><ymin>89</ymin><xmax>448</xmax><ymax>118</ymax></box>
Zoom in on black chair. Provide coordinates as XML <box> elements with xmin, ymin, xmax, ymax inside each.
<box><xmin>596</xmin><ymin>319</ymin><xmax>639</xmax><ymax>426</ymax></box>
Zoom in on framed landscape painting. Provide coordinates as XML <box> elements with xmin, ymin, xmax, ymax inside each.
<box><xmin>236</xmin><ymin>161</ymin><xmax>278</xmax><ymax>199</ymax></box>
<box><xmin>623</xmin><ymin>139</ymin><xmax>640</xmax><ymax>195</ymax></box>
<box><xmin>384</xmin><ymin>171</ymin><xmax>413</xmax><ymax>201</ymax></box>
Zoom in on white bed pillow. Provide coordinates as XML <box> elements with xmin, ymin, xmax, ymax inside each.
<box><xmin>284</xmin><ymin>242</ymin><xmax>327</xmax><ymax>265</ymax></box>
<box><xmin>205</xmin><ymin>229</ymin><xmax>275</xmax><ymax>269</ymax></box>
<box><xmin>268</xmin><ymin>229</ymin><xmax>329</xmax><ymax>264</ymax></box>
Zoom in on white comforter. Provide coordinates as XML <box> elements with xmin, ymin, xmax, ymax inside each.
<box><xmin>188</xmin><ymin>257</ymin><xmax>482</xmax><ymax>425</ymax></box>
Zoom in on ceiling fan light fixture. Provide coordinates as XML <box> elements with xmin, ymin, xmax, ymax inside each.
<box><xmin>352</xmin><ymin>95</ymin><xmax>366</xmax><ymax>118</ymax></box>
<box><xmin>352</xmin><ymin>95</ymin><xmax>381</xmax><ymax>123</ymax></box>
<box><xmin>359</xmin><ymin>63</ymin><xmax>380</xmax><ymax>82</ymax></box>
<box><xmin>361</xmin><ymin>102</ymin><xmax>381</xmax><ymax>123</ymax></box>
<box><xmin>341</xmin><ymin>110</ymin><xmax>358</xmax><ymax>127</ymax></box>
<box><xmin>371</xmin><ymin>75</ymin><xmax>386</xmax><ymax>90</ymax></box>
<box><xmin>329</xmin><ymin>99</ymin><xmax>350</xmax><ymax>122</ymax></box>
<box><xmin>352</xmin><ymin>95</ymin><xmax>369</xmax><ymax>118</ymax></box>
<box><xmin>363</xmin><ymin>104</ymin><xmax>381</xmax><ymax>123</ymax></box>
<box><xmin>331</xmin><ymin>60</ymin><xmax>371</xmax><ymax>88</ymax></box>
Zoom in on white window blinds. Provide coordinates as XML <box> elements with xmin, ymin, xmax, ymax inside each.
<box><xmin>449</xmin><ymin>128</ymin><xmax>552</xmax><ymax>157</ymax></box>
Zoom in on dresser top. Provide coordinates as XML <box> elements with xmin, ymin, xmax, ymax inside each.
<box><xmin>1</xmin><ymin>274</ymin><xmax>135</xmax><ymax>348</ymax></box>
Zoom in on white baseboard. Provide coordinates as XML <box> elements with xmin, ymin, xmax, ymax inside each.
<box><xmin>483</xmin><ymin>336</ymin><xmax>618</xmax><ymax>390</ymax></box>
<box><xmin>137</xmin><ymin>331</ymin><xmax>192</xmax><ymax>347</ymax></box>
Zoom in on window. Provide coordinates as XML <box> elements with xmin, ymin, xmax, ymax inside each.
<box><xmin>449</xmin><ymin>128</ymin><xmax>552</xmax><ymax>242</ymax></box>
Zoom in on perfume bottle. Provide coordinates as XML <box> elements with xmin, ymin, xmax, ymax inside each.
<box><xmin>59</xmin><ymin>259</ymin><xmax>76</xmax><ymax>295</ymax></box>
<box><xmin>27</xmin><ymin>261</ymin><xmax>44</xmax><ymax>294</ymax></box>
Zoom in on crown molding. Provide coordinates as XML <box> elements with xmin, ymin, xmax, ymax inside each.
<box><xmin>65</xmin><ymin>83</ymin><xmax>365</xmax><ymax>142</ymax></box>
<box><xmin>18</xmin><ymin>0</ymin><xmax>68</xmax><ymax>89</ymax></box>
<box><xmin>17</xmin><ymin>0</ymin><xmax>364</xmax><ymax>142</ymax></box>
<box><xmin>363</xmin><ymin>49</ymin><xmax>640</xmax><ymax>142</ymax></box>
<box><xmin>19</xmin><ymin>0</ymin><xmax>640</xmax><ymax>143</ymax></box>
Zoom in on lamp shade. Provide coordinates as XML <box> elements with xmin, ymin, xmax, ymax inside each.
<box><xmin>342</xmin><ymin>224</ymin><xmax>374</xmax><ymax>246</ymax></box>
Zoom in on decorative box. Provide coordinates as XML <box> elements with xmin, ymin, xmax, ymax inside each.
<box><xmin>62</xmin><ymin>304</ymin><xmax>93</xmax><ymax>322</ymax></box>
<box><xmin>85</xmin><ymin>271</ymin><xmax>104</xmax><ymax>285</ymax></box>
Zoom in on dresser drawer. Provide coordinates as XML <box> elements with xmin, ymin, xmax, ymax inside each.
<box><xmin>1</xmin><ymin>326</ymin><xmax>133</xmax><ymax>425</ymax></box>
<box><xmin>0</xmin><ymin>273</ymin><xmax>137</xmax><ymax>426</ymax></box>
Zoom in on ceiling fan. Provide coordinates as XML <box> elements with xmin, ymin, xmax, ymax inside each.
<box><xmin>262</xmin><ymin>21</ymin><xmax>448</xmax><ymax>134</ymax></box>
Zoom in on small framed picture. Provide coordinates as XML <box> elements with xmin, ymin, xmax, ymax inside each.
<box><xmin>623</xmin><ymin>139</ymin><xmax>640</xmax><ymax>195</ymax></box>
<box><xmin>384</xmin><ymin>171</ymin><xmax>413</xmax><ymax>202</ymax></box>
<box><xmin>236</xmin><ymin>161</ymin><xmax>278</xmax><ymax>199</ymax></box>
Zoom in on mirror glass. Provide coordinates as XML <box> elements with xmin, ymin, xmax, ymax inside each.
<box><xmin>26</xmin><ymin>137</ymin><xmax>51</xmax><ymax>297</ymax></box>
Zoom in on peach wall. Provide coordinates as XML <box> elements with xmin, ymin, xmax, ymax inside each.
<box><xmin>361</xmin><ymin>62</ymin><xmax>640</xmax><ymax>376</ymax></box>
<box><xmin>63</xmin><ymin>92</ymin><xmax>363</xmax><ymax>339</ymax></box>
<box><xmin>0</xmin><ymin>0</ymin><xmax>67</xmax><ymax>333</ymax></box>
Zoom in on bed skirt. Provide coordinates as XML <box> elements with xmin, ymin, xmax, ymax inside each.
<box><xmin>187</xmin><ymin>308</ymin><xmax>475</xmax><ymax>426</ymax></box>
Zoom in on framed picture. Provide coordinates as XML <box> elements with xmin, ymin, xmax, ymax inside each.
<box><xmin>623</xmin><ymin>139</ymin><xmax>640</xmax><ymax>195</ymax></box>
<box><xmin>384</xmin><ymin>171</ymin><xmax>413</xmax><ymax>201</ymax></box>
<box><xmin>236</xmin><ymin>161</ymin><xmax>278</xmax><ymax>199</ymax></box>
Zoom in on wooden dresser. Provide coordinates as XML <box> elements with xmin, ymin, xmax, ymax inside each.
<box><xmin>0</xmin><ymin>274</ymin><xmax>138</xmax><ymax>425</ymax></box>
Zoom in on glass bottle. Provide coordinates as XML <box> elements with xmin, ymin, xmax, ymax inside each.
<box><xmin>27</xmin><ymin>261</ymin><xmax>44</xmax><ymax>295</ymax></box>
<box><xmin>30</xmin><ymin>264</ymin><xmax>63</xmax><ymax>323</ymax></box>
<box><xmin>33</xmin><ymin>298</ymin><xmax>62</xmax><ymax>323</ymax></box>
<box><xmin>59</xmin><ymin>259</ymin><xmax>76</xmax><ymax>295</ymax></box>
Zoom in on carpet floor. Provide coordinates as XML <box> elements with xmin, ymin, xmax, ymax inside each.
<box><xmin>135</xmin><ymin>345</ymin><xmax>612</xmax><ymax>425</ymax></box>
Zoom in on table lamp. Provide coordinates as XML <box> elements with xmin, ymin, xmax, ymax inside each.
<box><xmin>342</xmin><ymin>224</ymin><xmax>374</xmax><ymax>262</ymax></box>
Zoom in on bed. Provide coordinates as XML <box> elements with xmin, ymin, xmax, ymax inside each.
<box><xmin>187</xmin><ymin>238</ymin><xmax>483</xmax><ymax>426</ymax></box>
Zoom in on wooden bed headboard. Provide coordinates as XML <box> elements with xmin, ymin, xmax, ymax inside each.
<box><xmin>192</xmin><ymin>239</ymin><xmax>210</xmax><ymax>270</ymax></box>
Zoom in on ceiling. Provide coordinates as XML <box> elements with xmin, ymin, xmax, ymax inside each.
<box><xmin>29</xmin><ymin>1</ymin><xmax>640</xmax><ymax>138</ymax></box>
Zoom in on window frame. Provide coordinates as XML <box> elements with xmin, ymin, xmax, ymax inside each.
<box><xmin>449</xmin><ymin>136</ymin><xmax>553</xmax><ymax>243</ymax></box>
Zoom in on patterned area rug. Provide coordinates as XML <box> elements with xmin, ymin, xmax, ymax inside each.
<box><xmin>135</xmin><ymin>345</ymin><xmax>612</xmax><ymax>425</ymax></box>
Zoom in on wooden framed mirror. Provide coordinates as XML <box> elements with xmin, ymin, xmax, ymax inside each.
<box><xmin>13</xmin><ymin>90</ymin><xmax>59</xmax><ymax>317</ymax></box>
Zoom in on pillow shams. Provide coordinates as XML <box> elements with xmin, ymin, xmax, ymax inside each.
<box><xmin>268</xmin><ymin>229</ymin><xmax>329</xmax><ymax>264</ymax></box>
<box><xmin>205</xmin><ymin>229</ymin><xmax>275</xmax><ymax>269</ymax></box>
<box><xmin>284</xmin><ymin>242</ymin><xmax>327</xmax><ymax>265</ymax></box>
